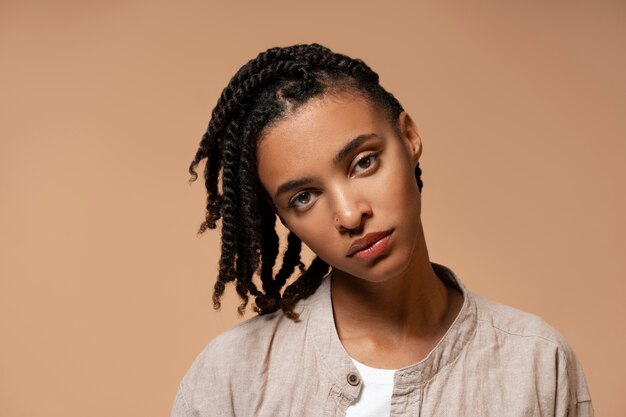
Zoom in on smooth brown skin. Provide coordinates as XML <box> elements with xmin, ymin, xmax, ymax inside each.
<box><xmin>257</xmin><ymin>92</ymin><xmax>463</xmax><ymax>369</ymax></box>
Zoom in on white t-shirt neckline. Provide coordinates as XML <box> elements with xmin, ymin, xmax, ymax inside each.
<box><xmin>346</xmin><ymin>356</ymin><xmax>397</xmax><ymax>417</ymax></box>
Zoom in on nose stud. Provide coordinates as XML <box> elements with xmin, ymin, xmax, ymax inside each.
<box><xmin>335</xmin><ymin>216</ymin><xmax>355</xmax><ymax>237</ymax></box>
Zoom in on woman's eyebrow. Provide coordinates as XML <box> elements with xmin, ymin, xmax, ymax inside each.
<box><xmin>274</xmin><ymin>177</ymin><xmax>315</xmax><ymax>200</ymax></box>
<box><xmin>332</xmin><ymin>133</ymin><xmax>381</xmax><ymax>166</ymax></box>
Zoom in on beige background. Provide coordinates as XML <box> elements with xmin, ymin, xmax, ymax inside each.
<box><xmin>1</xmin><ymin>1</ymin><xmax>624</xmax><ymax>416</ymax></box>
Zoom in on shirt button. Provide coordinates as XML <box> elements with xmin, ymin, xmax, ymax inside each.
<box><xmin>347</xmin><ymin>373</ymin><xmax>360</xmax><ymax>386</ymax></box>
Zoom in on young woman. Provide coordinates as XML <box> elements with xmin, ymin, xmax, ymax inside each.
<box><xmin>171</xmin><ymin>43</ymin><xmax>593</xmax><ymax>417</ymax></box>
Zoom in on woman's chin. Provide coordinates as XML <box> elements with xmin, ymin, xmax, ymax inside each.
<box><xmin>332</xmin><ymin>253</ymin><xmax>414</xmax><ymax>285</ymax></box>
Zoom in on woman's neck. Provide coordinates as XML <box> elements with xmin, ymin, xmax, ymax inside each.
<box><xmin>330</xmin><ymin>225</ymin><xmax>464</xmax><ymax>368</ymax></box>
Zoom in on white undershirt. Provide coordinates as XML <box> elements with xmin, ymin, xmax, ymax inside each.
<box><xmin>345</xmin><ymin>357</ymin><xmax>397</xmax><ymax>417</ymax></box>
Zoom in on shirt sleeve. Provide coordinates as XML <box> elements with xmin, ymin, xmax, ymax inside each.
<box><xmin>572</xmin><ymin>401</ymin><xmax>594</xmax><ymax>417</ymax></box>
<box><xmin>168</xmin><ymin>338</ymin><xmax>239</xmax><ymax>417</ymax></box>
<box><xmin>556</xmin><ymin>343</ymin><xmax>594</xmax><ymax>417</ymax></box>
<box><xmin>170</xmin><ymin>381</ymin><xmax>191</xmax><ymax>417</ymax></box>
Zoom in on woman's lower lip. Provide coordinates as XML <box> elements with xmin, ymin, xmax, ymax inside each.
<box><xmin>351</xmin><ymin>232</ymin><xmax>392</xmax><ymax>262</ymax></box>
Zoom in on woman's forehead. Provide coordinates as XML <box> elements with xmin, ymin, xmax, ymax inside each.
<box><xmin>257</xmin><ymin>94</ymin><xmax>388</xmax><ymax>160</ymax></box>
<box><xmin>256</xmin><ymin>94</ymin><xmax>393</xmax><ymax>190</ymax></box>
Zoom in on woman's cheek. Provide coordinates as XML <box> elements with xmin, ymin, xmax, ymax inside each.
<box><xmin>287</xmin><ymin>211</ymin><xmax>329</xmax><ymax>250</ymax></box>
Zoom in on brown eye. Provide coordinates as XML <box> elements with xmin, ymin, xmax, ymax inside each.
<box><xmin>352</xmin><ymin>152</ymin><xmax>380</xmax><ymax>175</ymax></box>
<box><xmin>296</xmin><ymin>193</ymin><xmax>311</xmax><ymax>205</ymax></box>
<box><xmin>357</xmin><ymin>156</ymin><xmax>372</xmax><ymax>170</ymax></box>
<box><xmin>288</xmin><ymin>190</ymin><xmax>319</xmax><ymax>209</ymax></box>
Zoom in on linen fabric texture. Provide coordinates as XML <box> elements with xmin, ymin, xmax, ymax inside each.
<box><xmin>170</xmin><ymin>263</ymin><xmax>594</xmax><ymax>417</ymax></box>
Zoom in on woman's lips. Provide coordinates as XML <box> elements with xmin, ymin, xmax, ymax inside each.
<box><xmin>347</xmin><ymin>230</ymin><xmax>393</xmax><ymax>259</ymax></box>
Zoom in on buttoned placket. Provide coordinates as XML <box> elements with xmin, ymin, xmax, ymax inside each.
<box><xmin>324</xmin><ymin>368</ymin><xmax>363</xmax><ymax>417</ymax></box>
<box><xmin>390</xmin><ymin>368</ymin><xmax>425</xmax><ymax>416</ymax></box>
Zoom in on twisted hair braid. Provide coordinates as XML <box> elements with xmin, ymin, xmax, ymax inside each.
<box><xmin>188</xmin><ymin>43</ymin><xmax>424</xmax><ymax>320</ymax></box>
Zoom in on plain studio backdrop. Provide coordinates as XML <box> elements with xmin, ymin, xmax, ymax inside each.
<box><xmin>1</xmin><ymin>1</ymin><xmax>624</xmax><ymax>416</ymax></box>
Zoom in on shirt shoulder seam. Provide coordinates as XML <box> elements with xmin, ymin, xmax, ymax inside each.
<box><xmin>476</xmin><ymin>318</ymin><xmax>563</xmax><ymax>348</ymax></box>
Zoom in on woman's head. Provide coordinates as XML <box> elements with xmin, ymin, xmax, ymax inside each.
<box><xmin>188</xmin><ymin>43</ymin><xmax>424</xmax><ymax>320</ymax></box>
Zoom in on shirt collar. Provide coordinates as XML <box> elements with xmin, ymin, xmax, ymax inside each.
<box><xmin>303</xmin><ymin>262</ymin><xmax>478</xmax><ymax>396</ymax></box>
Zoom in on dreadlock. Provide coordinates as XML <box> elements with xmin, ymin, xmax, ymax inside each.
<box><xmin>188</xmin><ymin>43</ymin><xmax>424</xmax><ymax>321</ymax></box>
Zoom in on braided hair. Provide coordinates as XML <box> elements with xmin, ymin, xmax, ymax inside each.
<box><xmin>188</xmin><ymin>43</ymin><xmax>424</xmax><ymax>321</ymax></box>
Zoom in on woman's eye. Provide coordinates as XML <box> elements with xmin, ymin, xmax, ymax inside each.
<box><xmin>352</xmin><ymin>152</ymin><xmax>380</xmax><ymax>175</ymax></box>
<box><xmin>288</xmin><ymin>191</ymin><xmax>317</xmax><ymax>209</ymax></box>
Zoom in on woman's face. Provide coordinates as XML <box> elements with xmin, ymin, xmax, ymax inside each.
<box><xmin>256</xmin><ymin>92</ymin><xmax>423</xmax><ymax>283</ymax></box>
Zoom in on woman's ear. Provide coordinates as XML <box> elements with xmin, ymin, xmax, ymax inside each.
<box><xmin>397</xmin><ymin>111</ymin><xmax>422</xmax><ymax>167</ymax></box>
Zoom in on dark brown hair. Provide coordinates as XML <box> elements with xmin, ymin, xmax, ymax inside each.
<box><xmin>188</xmin><ymin>43</ymin><xmax>423</xmax><ymax>320</ymax></box>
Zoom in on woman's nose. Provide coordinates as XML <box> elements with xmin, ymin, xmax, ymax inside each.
<box><xmin>333</xmin><ymin>192</ymin><xmax>372</xmax><ymax>232</ymax></box>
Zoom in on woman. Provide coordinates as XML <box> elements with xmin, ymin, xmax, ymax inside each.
<box><xmin>171</xmin><ymin>43</ymin><xmax>593</xmax><ymax>417</ymax></box>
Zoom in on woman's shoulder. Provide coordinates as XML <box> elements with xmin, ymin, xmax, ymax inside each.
<box><xmin>470</xmin><ymin>290</ymin><xmax>570</xmax><ymax>348</ymax></box>
<box><xmin>188</xmin><ymin>306</ymin><xmax>304</xmax><ymax>374</ymax></box>
<box><xmin>442</xmin><ymin>261</ymin><xmax>573</xmax><ymax>350</ymax></box>
<box><xmin>469</xmin><ymin>291</ymin><xmax>592</xmax><ymax>392</ymax></box>
<box><xmin>171</xmin><ymin>306</ymin><xmax>313</xmax><ymax>416</ymax></box>
<box><xmin>178</xmin><ymin>279</ymin><xmax>330</xmax><ymax>389</ymax></box>
<box><xmin>208</xmin><ymin>309</ymin><xmax>286</xmax><ymax>351</ymax></box>
<box><xmin>466</xmin><ymin>290</ymin><xmax>594</xmax><ymax>410</ymax></box>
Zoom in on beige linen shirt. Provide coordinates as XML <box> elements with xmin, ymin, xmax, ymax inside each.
<box><xmin>171</xmin><ymin>263</ymin><xmax>593</xmax><ymax>417</ymax></box>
